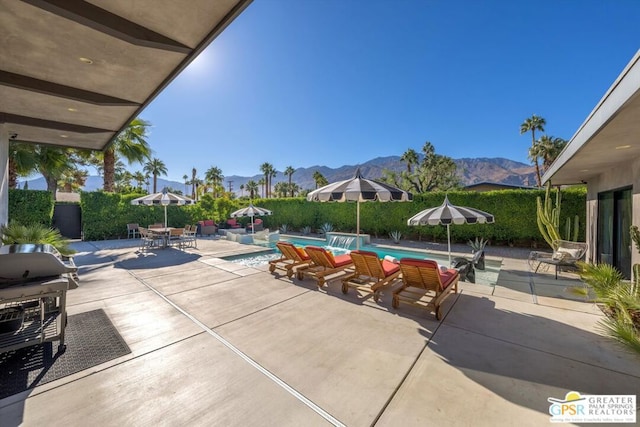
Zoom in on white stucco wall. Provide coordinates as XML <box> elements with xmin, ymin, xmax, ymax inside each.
<box><xmin>585</xmin><ymin>156</ymin><xmax>640</xmax><ymax>276</ymax></box>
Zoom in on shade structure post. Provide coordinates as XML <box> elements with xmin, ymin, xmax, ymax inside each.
<box><xmin>447</xmin><ymin>223</ymin><xmax>451</xmax><ymax>265</ymax></box>
<box><xmin>356</xmin><ymin>201</ymin><xmax>360</xmax><ymax>250</ymax></box>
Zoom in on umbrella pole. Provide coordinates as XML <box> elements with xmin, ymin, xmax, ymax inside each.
<box><xmin>251</xmin><ymin>216</ymin><xmax>254</xmax><ymax>234</ymax></box>
<box><xmin>164</xmin><ymin>206</ymin><xmax>168</xmax><ymax>228</ymax></box>
<box><xmin>447</xmin><ymin>224</ymin><xmax>451</xmax><ymax>266</ymax></box>
<box><xmin>356</xmin><ymin>201</ymin><xmax>360</xmax><ymax>250</ymax></box>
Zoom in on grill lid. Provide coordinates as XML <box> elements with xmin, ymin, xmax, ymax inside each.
<box><xmin>0</xmin><ymin>244</ymin><xmax>78</xmax><ymax>284</ymax></box>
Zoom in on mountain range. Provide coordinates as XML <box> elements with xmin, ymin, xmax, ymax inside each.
<box><xmin>18</xmin><ymin>156</ymin><xmax>537</xmax><ymax>194</ymax></box>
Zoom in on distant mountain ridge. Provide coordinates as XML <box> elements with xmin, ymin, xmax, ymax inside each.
<box><xmin>18</xmin><ymin>157</ymin><xmax>536</xmax><ymax>193</ymax></box>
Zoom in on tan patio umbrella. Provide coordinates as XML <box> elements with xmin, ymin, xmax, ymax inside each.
<box><xmin>230</xmin><ymin>203</ymin><xmax>272</xmax><ymax>233</ymax></box>
<box><xmin>131</xmin><ymin>188</ymin><xmax>196</xmax><ymax>228</ymax></box>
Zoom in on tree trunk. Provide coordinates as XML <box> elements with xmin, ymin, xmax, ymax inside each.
<box><xmin>103</xmin><ymin>147</ymin><xmax>115</xmax><ymax>192</ymax></box>
<box><xmin>44</xmin><ymin>173</ymin><xmax>58</xmax><ymax>200</ymax></box>
<box><xmin>8</xmin><ymin>158</ymin><xmax>18</xmax><ymax>189</ymax></box>
<box><xmin>153</xmin><ymin>174</ymin><xmax>158</xmax><ymax>193</ymax></box>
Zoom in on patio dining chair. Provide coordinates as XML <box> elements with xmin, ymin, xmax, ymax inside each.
<box><xmin>138</xmin><ymin>227</ymin><xmax>157</xmax><ymax>251</ymax></box>
<box><xmin>269</xmin><ymin>241</ymin><xmax>312</xmax><ymax>278</ymax></box>
<box><xmin>168</xmin><ymin>228</ymin><xmax>186</xmax><ymax>249</ymax></box>
<box><xmin>181</xmin><ymin>225</ymin><xmax>197</xmax><ymax>248</ymax></box>
<box><xmin>341</xmin><ymin>250</ymin><xmax>400</xmax><ymax>301</ymax></box>
<box><xmin>127</xmin><ymin>223</ymin><xmax>140</xmax><ymax>239</ymax></box>
<box><xmin>297</xmin><ymin>246</ymin><xmax>354</xmax><ymax>289</ymax></box>
<box><xmin>392</xmin><ymin>258</ymin><xmax>459</xmax><ymax>320</ymax></box>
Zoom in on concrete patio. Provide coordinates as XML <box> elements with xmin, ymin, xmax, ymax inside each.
<box><xmin>1</xmin><ymin>237</ymin><xmax>638</xmax><ymax>426</ymax></box>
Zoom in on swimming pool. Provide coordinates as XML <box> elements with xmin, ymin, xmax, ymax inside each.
<box><xmin>223</xmin><ymin>235</ymin><xmax>502</xmax><ymax>286</ymax></box>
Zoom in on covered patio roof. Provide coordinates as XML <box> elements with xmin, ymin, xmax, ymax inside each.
<box><xmin>0</xmin><ymin>0</ymin><xmax>252</xmax><ymax>151</ymax></box>
<box><xmin>542</xmin><ymin>49</ymin><xmax>640</xmax><ymax>185</ymax></box>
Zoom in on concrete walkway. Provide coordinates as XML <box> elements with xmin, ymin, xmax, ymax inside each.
<box><xmin>1</xmin><ymin>237</ymin><xmax>638</xmax><ymax>426</ymax></box>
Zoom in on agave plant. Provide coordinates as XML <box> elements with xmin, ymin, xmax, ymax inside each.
<box><xmin>1</xmin><ymin>222</ymin><xmax>74</xmax><ymax>255</ymax></box>
<box><xmin>319</xmin><ymin>223</ymin><xmax>334</xmax><ymax>234</ymax></box>
<box><xmin>279</xmin><ymin>224</ymin><xmax>290</xmax><ymax>233</ymax></box>
<box><xmin>467</xmin><ymin>237</ymin><xmax>488</xmax><ymax>253</ymax></box>
<box><xmin>389</xmin><ymin>230</ymin><xmax>402</xmax><ymax>244</ymax></box>
<box><xmin>301</xmin><ymin>226</ymin><xmax>311</xmax><ymax>236</ymax></box>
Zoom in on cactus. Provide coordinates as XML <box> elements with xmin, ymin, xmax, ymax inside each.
<box><xmin>563</xmin><ymin>215</ymin><xmax>580</xmax><ymax>241</ymax></box>
<box><xmin>536</xmin><ymin>182</ymin><xmax>562</xmax><ymax>249</ymax></box>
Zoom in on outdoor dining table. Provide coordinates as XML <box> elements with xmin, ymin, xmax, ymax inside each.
<box><xmin>148</xmin><ymin>227</ymin><xmax>175</xmax><ymax>249</ymax></box>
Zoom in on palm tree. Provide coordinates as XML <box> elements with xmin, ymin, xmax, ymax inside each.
<box><xmin>239</xmin><ymin>184</ymin><xmax>245</xmax><ymax>197</ymax></box>
<box><xmin>520</xmin><ymin>114</ymin><xmax>546</xmax><ymax>186</ymax></box>
<box><xmin>400</xmin><ymin>148</ymin><xmax>419</xmax><ymax>172</ymax></box>
<box><xmin>191</xmin><ymin>168</ymin><xmax>197</xmax><ymax>199</ymax></box>
<box><xmin>258</xmin><ymin>178</ymin><xmax>266</xmax><ymax>198</ymax></box>
<box><xmin>260</xmin><ymin>162</ymin><xmax>276</xmax><ymax>198</ymax></box>
<box><xmin>33</xmin><ymin>145</ymin><xmax>81</xmax><ymax>199</ymax></box>
<box><xmin>58</xmin><ymin>166</ymin><xmax>88</xmax><ymax>192</ymax></box>
<box><xmin>101</xmin><ymin>118</ymin><xmax>152</xmax><ymax>192</ymax></box>
<box><xmin>205</xmin><ymin>166</ymin><xmax>224</xmax><ymax>197</ymax></box>
<box><xmin>143</xmin><ymin>158</ymin><xmax>168</xmax><ymax>193</ymax></box>
<box><xmin>245</xmin><ymin>180</ymin><xmax>259</xmax><ymax>199</ymax></box>
<box><xmin>8</xmin><ymin>141</ymin><xmax>37</xmax><ymax>189</ymax></box>
<box><xmin>284</xmin><ymin>166</ymin><xmax>295</xmax><ymax>197</ymax></box>
<box><xmin>537</xmin><ymin>135</ymin><xmax>568</xmax><ymax>171</ymax></box>
<box><xmin>133</xmin><ymin>171</ymin><xmax>146</xmax><ymax>191</ymax></box>
<box><xmin>312</xmin><ymin>171</ymin><xmax>328</xmax><ymax>189</ymax></box>
<box><xmin>182</xmin><ymin>174</ymin><xmax>188</xmax><ymax>195</ymax></box>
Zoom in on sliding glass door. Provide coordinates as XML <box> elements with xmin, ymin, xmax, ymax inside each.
<box><xmin>597</xmin><ymin>188</ymin><xmax>632</xmax><ymax>278</ymax></box>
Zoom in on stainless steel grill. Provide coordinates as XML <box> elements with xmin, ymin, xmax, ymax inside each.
<box><xmin>0</xmin><ymin>244</ymin><xmax>79</xmax><ymax>354</ymax></box>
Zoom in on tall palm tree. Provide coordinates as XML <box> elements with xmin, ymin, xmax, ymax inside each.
<box><xmin>191</xmin><ymin>167</ymin><xmax>197</xmax><ymax>199</ymax></box>
<box><xmin>101</xmin><ymin>118</ymin><xmax>152</xmax><ymax>192</ymax></box>
<box><xmin>33</xmin><ymin>145</ymin><xmax>81</xmax><ymax>199</ymax></box>
<box><xmin>520</xmin><ymin>114</ymin><xmax>546</xmax><ymax>186</ymax></box>
<box><xmin>259</xmin><ymin>162</ymin><xmax>276</xmax><ymax>198</ymax></box>
<box><xmin>283</xmin><ymin>166</ymin><xmax>295</xmax><ymax>197</ymax></box>
<box><xmin>400</xmin><ymin>148</ymin><xmax>419</xmax><ymax>172</ymax></box>
<box><xmin>239</xmin><ymin>184</ymin><xmax>245</xmax><ymax>197</ymax></box>
<box><xmin>182</xmin><ymin>174</ymin><xmax>188</xmax><ymax>195</ymax></box>
<box><xmin>245</xmin><ymin>180</ymin><xmax>259</xmax><ymax>199</ymax></box>
<box><xmin>143</xmin><ymin>158</ymin><xmax>168</xmax><ymax>193</ymax></box>
<box><xmin>205</xmin><ymin>166</ymin><xmax>224</xmax><ymax>197</ymax></box>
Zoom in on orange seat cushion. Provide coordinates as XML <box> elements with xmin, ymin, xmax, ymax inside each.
<box><xmin>381</xmin><ymin>260</ymin><xmax>400</xmax><ymax>276</ymax></box>
<box><xmin>400</xmin><ymin>258</ymin><xmax>458</xmax><ymax>289</ymax></box>
<box><xmin>295</xmin><ymin>246</ymin><xmax>310</xmax><ymax>260</ymax></box>
<box><xmin>333</xmin><ymin>253</ymin><xmax>352</xmax><ymax>267</ymax></box>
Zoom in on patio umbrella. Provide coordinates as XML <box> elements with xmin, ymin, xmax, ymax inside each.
<box><xmin>230</xmin><ymin>203</ymin><xmax>272</xmax><ymax>233</ymax></box>
<box><xmin>307</xmin><ymin>168</ymin><xmax>412</xmax><ymax>249</ymax></box>
<box><xmin>131</xmin><ymin>187</ymin><xmax>196</xmax><ymax>228</ymax></box>
<box><xmin>407</xmin><ymin>195</ymin><xmax>494</xmax><ymax>265</ymax></box>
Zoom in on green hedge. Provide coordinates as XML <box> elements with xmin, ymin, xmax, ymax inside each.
<box><xmin>8</xmin><ymin>189</ymin><xmax>54</xmax><ymax>226</ymax></box>
<box><xmin>259</xmin><ymin>188</ymin><xmax>587</xmax><ymax>249</ymax></box>
<box><xmin>24</xmin><ymin>187</ymin><xmax>585</xmax><ymax>247</ymax></box>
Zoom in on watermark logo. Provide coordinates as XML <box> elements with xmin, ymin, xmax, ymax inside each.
<box><xmin>548</xmin><ymin>391</ymin><xmax>636</xmax><ymax>423</ymax></box>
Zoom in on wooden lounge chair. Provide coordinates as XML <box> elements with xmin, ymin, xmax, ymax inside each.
<box><xmin>269</xmin><ymin>242</ymin><xmax>312</xmax><ymax>278</ymax></box>
<box><xmin>341</xmin><ymin>250</ymin><xmax>400</xmax><ymax>301</ymax></box>
<box><xmin>392</xmin><ymin>258</ymin><xmax>459</xmax><ymax>320</ymax></box>
<box><xmin>296</xmin><ymin>246</ymin><xmax>354</xmax><ymax>288</ymax></box>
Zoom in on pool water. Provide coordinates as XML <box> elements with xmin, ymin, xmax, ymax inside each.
<box><xmin>223</xmin><ymin>235</ymin><xmax>501</xmax><ymax>286</ymax></box>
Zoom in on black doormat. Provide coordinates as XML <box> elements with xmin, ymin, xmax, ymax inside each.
<box><xmin>0</xmin><ymin>309</ymin><xmax>130</xmax><ymax>400</ymax></box>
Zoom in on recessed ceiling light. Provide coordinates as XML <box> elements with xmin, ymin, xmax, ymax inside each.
<box><xmin>67</xmin><ymin>107</ymin><xmax>77</xmax><ymax>112</ymax></box>
<box><xmin>615</xmin><ymin>145</ymin><xmax>632</xmax><ymax>150</ymax></box>
<box><xmin>60</xmin><ymin>134</ymin><xmax>68</xmax><ymax>138</ymax></box>
<box><xmin>78</xmin><ymin>57</ymin><xmax>93</xmax><ymax>64</ymax></box>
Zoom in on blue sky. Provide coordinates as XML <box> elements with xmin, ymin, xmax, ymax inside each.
<box><xmin>139</xmin><ymin>0</ymin><xmax>640</xmax><ymax>181</ymax></box>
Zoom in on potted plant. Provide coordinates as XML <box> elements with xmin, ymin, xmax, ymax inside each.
<box><xmin>1</xmin><ymin>222</ymin><xmax>74</xmax><ymax>256</ymax></box>
<box><xmin>467</xmin><ymin>237</ymin><xmax>488</xmax><ymax>270</ymax></box>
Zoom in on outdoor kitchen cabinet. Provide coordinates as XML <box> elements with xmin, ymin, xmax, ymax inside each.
<box><xmin>0</xmin><ymin>244</ymin><xmax>79</xmax><ymax>355</ymax></box>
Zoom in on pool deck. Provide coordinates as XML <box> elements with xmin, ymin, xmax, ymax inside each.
<box><xmin>1</xmin><ymin>236</ymin><xmax>639</xmax><ymax>426</ymax></box>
